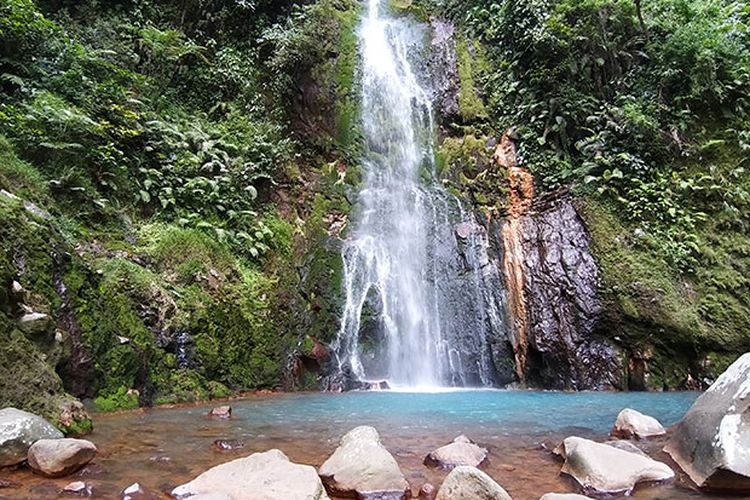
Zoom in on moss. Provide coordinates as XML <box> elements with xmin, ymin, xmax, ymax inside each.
<box><xmin>61</xmin><ymin>416</ymin><xmax>93</xmax><ymax>436</ymax></box>
<box><xmin>207</xmin><ymin>380</ymin><xmax>232</xmax><ymax>399</ymax></box>
<box><xmin>93</xmin><ymin>385</ymin><xmax>139</xmax><ymax>412</ymax></box>
<box><xmin>456</xmin><ymin>38</ymin><xmax>488</xmax><ymax>123</ymax></box>
<box><xmin>333</xmin><ymin>3</ymin><xmax>363</xmax><ymax>152</ymax></box>
<box><xmin>580</xmin><ymin>198</ymin><xmax>750</xmax><ymax>388</ymax></box>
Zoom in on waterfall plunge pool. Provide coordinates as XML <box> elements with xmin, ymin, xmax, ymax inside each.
<box><xmin>4</xmin><ymin>390</ymin><xmax>735</xmax><ymax>499</ymax></box>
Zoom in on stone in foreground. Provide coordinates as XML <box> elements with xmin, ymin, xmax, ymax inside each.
<box><xmin>172</xmin><ymin>449</ymin><xmax>329</xmax><ymax>500</ymax></box>
<box><xmin>556</xmin><ymin>436</ymin><xmax>673</xmax><ymax>495</ymax></box>
<box><xmin>27</xmin><ymin>438</ymin><xmax>97</xmax><ymax>477</ymax></box>
<box><xmin>434</xmin><ymin>465</ymin><xmax>512</xmax><ymax>500</ymax></box>
<box><xmin>425</xmin><ymin>435</ymin><xmax>488</xmax><ymax>469</ymax></box>
<box><xmin>120</xmin><ymin>482</ymin><xmax>161</xmax><ymax>500</ymax></box>
<box><xmin>664</xmin><ymin>352</ymin><xmax>750</xmax><ymax>492</ymax></box>
<box><xmin>319</xmin><ymin>426</ymin><xmax>409</xmax><ymax>499</ymax></box>
<box><xmin>539</xmin><ymin>494</ymin><xmax>593</xmax><ymax>500</ymax></box>
<box><xmin>611</xmin><ymin>408</ymin><xmax>666</xmax><ymax>439</ymax></box>
<box><xmin>0</xmin><ymin>407</ymin><xmax>64</xmax><ymax>466</ymax></box>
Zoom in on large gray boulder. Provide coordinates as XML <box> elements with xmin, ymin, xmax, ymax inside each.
<box><xmin>318</xmin><ymin>426</ymin><xmax>409</xmax><ymax>499</ymax></box>
<box><xmin>27</xmin><ymin>438</ymin><xmax>97</xmax><ymax>477</ymax></box>
<box><xmin>664</xmin><ymin>353</ymin><xmax>750</xmax><ymax>492</ymax></box>
<box><xmin>0</xmin><ymin>407</ymin><xmax>63</xmax><ymax>466</ymax></box>
<box><xmin>425</xmin><ymin>435</ymin><xmax>488</xmax><ymax>469</ymax></box>
<box><xmin>434</xmin><ymin>465</ymin><xmax>512</xmax><ymax>500</ymax></box>
<box><xmin>171</xmin><ymin>449</ymin><xmax>329</xmax><ymax>500</ymax></box>
<box><xmin>610</xmin><ymin>408</ymin><xmax>665</xmax><ymax>439</ymax></box>
<box><xmin>556</xmin><ymin>436</ymin><xmax>673</xmax><ymax>495</ymax></box>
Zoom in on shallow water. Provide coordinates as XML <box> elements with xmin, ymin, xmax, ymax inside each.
<box><xmin>0</xmin><ymin>390</ymin><xmax>740</xmax><ymax>499</ymax></box>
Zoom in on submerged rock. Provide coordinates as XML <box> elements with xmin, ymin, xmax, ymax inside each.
<box><xmin>434</xmin><ymin>465</ymin><xmax>512</xmax><ymax>500</ymax></box>
<box><xmin>319</xmin><ymin>426</ymin><xmax>409</xmax><ymax>499</ymax></box>
<box><xmin>539</xmin><ymin>494</ymin><xmax>593</xmax><ymax>500</ymax></box>
<box><xmin>424</xmin><ymin>435</ymin><xmax>488</xmax><ymax>469</ymax></box>
<box><xmin>172</xmin><ymin>449</ymin><xmax>329</xmax><ymax>500</ymax></box>
<box><xmin>0</xmin><ymin>407</ymin><xmax>64</xmax><ymax>467</ymax></box>
<box><xmin>418</xmin><ymin>482</ymin><xmax>436</xmax><ymax>500</ymax></box>
<box><xmin>61</xmin><ymin>480</ymin><xmax>92</xmax><ymax>497</ymax></box>
<box><xmin>664</xmin><ymin>353</ymin><xmax>750</xmax><ymax>492</ymax></box>
<box><xmin>556</xmin><ymin>436</ymin><xmax>673</xmax><ymax>495</ymax></box>
<box><xmin>207</xmin><ymin>406</ymin><xmax>232</xmax><ymax>419</ymax></box>
<box><xmin>27</xmin><ymin>438</ymin><xmax>97</xmax><ymax>477</ymax></box>
<box><xmin>611</xmin><ymin>408</ymin><xmax>665</xmax><ymax>439</ymax></box>
<box><xmin>212</xmin><ymin>439</ymin><xmax>245</xmax><ymax>451</ymax></box>
<box><xmin>120</xmin><ymin>482</ymin><xmax>161</xmax><ymax>500</ymax></box>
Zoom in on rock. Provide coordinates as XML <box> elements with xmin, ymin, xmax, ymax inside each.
<box><xmin>664</xmin><ymin>353</ymin><xmax>750</xmax><ymax>492</ymax></box>
<box><xmin>61</xmin><ymin>481</ymin><xmax>92</xmax><ymax>496</ymax></box>
<box><xmin>207</xmin><ymin>406</ymin><xmax>232</xmax><ymax>419</ymax></box>
<box><xmin>212</xmin><ymin>439</ymin><xmax>245</xmax><ymax>451</ymax></box>
<box><xmin>539</xmin><ymin>495</ymin><xmax>593</xmax><ymax>500</ymax></box>
<box><xmin>556</xmin><ymin>436</ymin><xmax>673</xmax><ymax>495</ymax></box>
<box><xmin>368</xmin><ymin>380</ymin><xmax>391</xmax><ymax>390</ymax></box>
<box><xmin>611</xmin><ymin>408</ymin><xmax>666</xmax><ymax>439</ymax></box>
<box><xmin>418</xmin><ymin>483</ymin><xmax>436</xmax><ymax>500</ymax></box>
<box><xmin>455</xmin><ymin>223</ymin><xmax>474</xmax><ymax>239</ymax></box>
<box><xmin>172</xmin><ymin>449</ymin><xmax>329</xmax><ymax>500</ymax></box>
<box><xmin>434</xmin><ymin>465</ymin><xmax>512</xmax><ymax>500</ymax></box>
<box><xmin>27</xmin><ymin>438</ymin><xmax>97</xmax><ymax>477</ymax></box>
<box><xmin>319</xmin><ymin>426</ymin><xmax>409</xmax><ymax>499</ymax></box>
<box><xmin>603</xmin><ymin>440</ymin><xmax>647</xmax><ymax>457</ymax></box>
<box><xmin>120</xmin><ymin>482</ymin><xmax>161</xmax><ymax>500</ymax></box>
<box><xmin>0</xmin><ymin>478</ymin><xmax>20</xmax><ymax>489</ymax></box>
<box><xmin>17</xmin><ymin>312</ymin><xmax>52</xmax><ymax>335</ymax></box>
<box><xmin>424</xmin><ymin>435</ymin><xmax>488</xmax><ymax>469</ymax></box>
<box><xmin>57</xmin><ymin>399</ymin><xmax>92</xmax><ymax>436</ymax></box>
<box><xmin>0</xmin><ymin>407</ymin><xmax>64</xmax><ymax>466</ymax></box>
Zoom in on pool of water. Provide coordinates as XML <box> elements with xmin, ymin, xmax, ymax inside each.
<box><xmin>2</xmin><ymin>390</ymin><xmax>736</xmax><ymax>500</ymax></box>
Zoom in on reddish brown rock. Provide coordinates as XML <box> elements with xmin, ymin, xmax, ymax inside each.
<box><xmin>207</xmin><ymin>406</ymin><xmax>232</xmax><ymax>419</ymax></box>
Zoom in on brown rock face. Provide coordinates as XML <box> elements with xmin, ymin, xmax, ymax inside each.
<box><xmin>496</xmin><ymin>131</ymin><xmax>621</xmax><ymax>389</ymax></box>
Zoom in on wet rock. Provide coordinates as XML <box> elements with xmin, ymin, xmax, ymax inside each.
<box><xmin>0</xmin><ymin>407</ymin><xmax>64</xmax><ymax>466</ymax></box>
<box><xmin>539</xmin><ymin>494</ymin><xmax>593</xmax><ymax>500</ymax></box>
<box><xmin>120</xmin><ymin>482</ymin><xmax>161</xmax><ymax>500</ymax></box>
<box><xmin>515</xmin><ymin>197</ymin><xmax>621</xmax><ymax>390</ymax></box>
<box><xmin>212</xmin><ymin>439</ymin><xmax>245</xmax><ymax>451</ymax></box>
<box><xmin>207</xmin><ymin>406</ymin><xmax>232</xmax><ymax>419</ymax></box>
<box><xmin>664</xmin><ymin>353</ymin><xmax>750</xmax><ymax>492</ymax></box>
<box><xmin>603</xmin><ymin>440</ymin><xmax>647</xmax><ymax>457</ymax></box>
<box><xmin>556</xmin><ymin>436</ymin><xmax>673</xmax><ymax>495</ymax></box>
<box><xmin>172</xmin><ymin>448</ymin><xmax>329</xmax><ymax>500</ymax></box>
<box><xmin>319</xmin><ymin>426</ymin><xmax>409</xmax><ymax>499</ymax></box>
<box><xmin>428</xmin><ymin>19</ymin><xmax>460</xmax><ymax>122</ymax></box>
<box><xmin>434</xmin><ymin>465</ymin><xmax>512</xmax><ymax>500</ymax></box>
<box><xmin>455</xmin><ymin>223</ymin><xmax>474</xmax><ymax>239</ymax></box>
<box><xmin>17</xmin><ymin>312</ymin><xmax>52</xmax><ymax>335</ymax></box>
<box><xmin>367</xmin><ymin>380</ymin><xmax>391</xmax><ymax>391</ymax></box>
<box><xmin>418</xmin><ymin>482</ymin><xmax>436</xmax><ymax>500</ymax></box>
<box><xmin>27</xmin><ymin>438</ymin><xmax>97</xmax><ymax>477</ymax></box>
<box><xmin>424</xmin><ymin>435</ymin><xmax>488</xmax><ymax>469</ymax></box>
<box><xmin>76</xmin><ymin>463</ymin><xmax>107</xmax><ymax>477</ymax></box>
<box><xmin>611</xmin><ymin>408</ymin><xmax>665</xmax><ymax>439</ymax></box>
<box><xmin>61</xmin><ymin>481</ymin><xmax>92</xmax><ymax>497</ymax></box>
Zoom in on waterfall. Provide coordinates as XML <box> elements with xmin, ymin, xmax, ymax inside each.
<box><xmin>331</xmin><ymin>0</ymin><xmax>510</xmax><ymax>389</ymax></box>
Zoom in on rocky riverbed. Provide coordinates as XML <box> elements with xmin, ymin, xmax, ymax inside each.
<box><xmin>1</xmin><ymin>354</ymin><xmax>749</xmax><ymax>499</ymax></box>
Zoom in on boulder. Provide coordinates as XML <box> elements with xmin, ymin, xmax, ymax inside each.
<box><xmin>664</xmin><ymin>352</ymin><xmax>750</xmax><ymax>492</ymax></box>
<box><xmin>0</xmin><ymin>407</ymin><xmax>63</xmax><ymax>466</ymax></box>
<box><xmin>539</xmin><ymin>495</ymin><xmax>593</xmax><ymax>500</ymax></box>
<box><xmin>27</xmin><ymin>438</ymin><xmax>97</xmax><ymax>477</ymax></box>
<box><xmin>207</xmin><ymin>406</ymin><xmax>232</xmax><ymax>419</ymax></box>
<box><xmin>611</xmin><ymin>408</ymin><xmax>665</xmax><ymax>439</ymax></box>
<box><xmin>319</xmin><ymin>426</ymin><xmax>409</xmax><ymax>499</ymax></box>
<box><xmin>556</xmin><ymin>437</ymin><xmax>673</xmax><ymax>495</ymax></box>
<box><xmin>172</xmin><ymin>449</ymin><xmax>329</xmax><ymax>500</ymax></box>
<box><xmin>418</xmin><ymin>483</ymin><xmax>436</xmax><ymax>500</ymax></box>
<box><xmin>434</xmin><ymin>465</ymin><xmax>512</xmax><ymax>500</ymax></box>
<box><xmin>424</xmin><ymin>435</ymin><xmax>488</xmax><ymax>469</ymax></box>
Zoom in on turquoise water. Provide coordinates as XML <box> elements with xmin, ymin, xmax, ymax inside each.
<box><xmin>220</xmin><ymin>390</ymin><xmax>699</xmax><ymax>434</ymax></box>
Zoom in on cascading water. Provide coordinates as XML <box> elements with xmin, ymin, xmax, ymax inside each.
<box><xmin>331</xmin><ymin>0</ymin><xmax>511</xmax><ymax>389</ymax></box>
